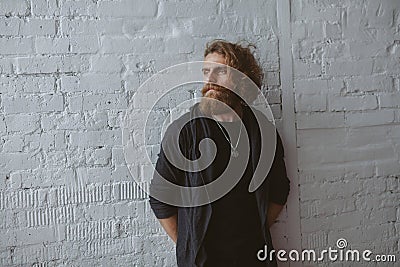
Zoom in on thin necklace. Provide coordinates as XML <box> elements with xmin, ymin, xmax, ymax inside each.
<box><xmin>214</xmin><ymin>119</ymin><xmax>243</xmax><ymax>158</ymax></box>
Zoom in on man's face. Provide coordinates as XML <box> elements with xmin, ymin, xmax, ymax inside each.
<box><xmin>199</xmin><ymin>53</ymin><xmax>241</xmax><ymax>116</ymax></box>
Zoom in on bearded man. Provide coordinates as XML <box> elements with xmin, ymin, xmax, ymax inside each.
<box><xmin>149</xmin><ymin>40</ymin><xmax>290</xmax><ymax>267</ymax></box>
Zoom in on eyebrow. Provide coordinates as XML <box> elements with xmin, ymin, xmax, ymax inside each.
<box><xmin>201</xmin><ymin>66</ymin><xmax>228</xmax><ymax>72</ymax></box>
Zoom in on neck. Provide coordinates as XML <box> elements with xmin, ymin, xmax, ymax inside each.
<box><xmin>212</xmin><ymin>105</ymin><xmax>243</xmax><ymax>122</ymax></box>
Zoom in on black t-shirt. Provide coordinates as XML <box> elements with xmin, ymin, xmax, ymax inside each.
<box><xmin>202</xmin><ymin>120</ymin><xmax>266</xmax><ymax>267</ymax></box>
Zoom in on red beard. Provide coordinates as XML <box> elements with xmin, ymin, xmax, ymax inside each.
<box><xmin>198</xmin><ymin>83</ymin><xmax>242</xmax><ymax>116</ymax></box>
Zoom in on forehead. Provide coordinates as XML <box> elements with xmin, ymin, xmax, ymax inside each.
<box><xmin>203</xmin><ymin>52</ymin><xmax>226</xmax><ymax>68</ymax></box>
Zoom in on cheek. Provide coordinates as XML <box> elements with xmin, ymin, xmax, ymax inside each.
<box><xmin>218</xmin><ymin>77</ymin><xmax>234</xmax><ymax>89</ymax></box>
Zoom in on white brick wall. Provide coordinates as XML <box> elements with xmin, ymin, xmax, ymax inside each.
<box><xmin>0</xmin><ymin>0</ymin><xmax>398</xmax><ymax>266</ymax></box>
<box><xmin>292</xmin><ymin>1</ymin><xmax>400</xmax><ymax>266</ymax></box>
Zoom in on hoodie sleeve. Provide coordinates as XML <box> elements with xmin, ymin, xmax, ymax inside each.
<box><xmin>267</xmin><ymin>131</ymin><xmax>290</xmax><ymax>205</ymax></box>
<box><xmin>149</xmin><ymin>120</ymin><xmax>187</xmax><ymax>219</ymax></box>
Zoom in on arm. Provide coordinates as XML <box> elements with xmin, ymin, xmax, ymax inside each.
<box><xmin>267</xmin><ymin>202</ymin><xmax>284</xmax><ymax>228</ymax></box>
<box><xmin>158</xmin><ymin>214</ymin><xmax>178</xmax><ymax>244</ymax></box>
<box><xmin>149</xmin><ymin>121</ymin><xmax>186</xmax><ymax>244</ymax></box>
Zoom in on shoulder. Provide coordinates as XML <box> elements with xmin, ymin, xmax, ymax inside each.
<box><xmin>161</xmin><ymin>109</ymin><xmax>194</xmax><ymax>147</ymax></box>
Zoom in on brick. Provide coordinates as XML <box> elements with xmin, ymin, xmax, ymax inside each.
<box><xmin>54</xmin><ymin>131</ymin><xmax>66</xmax><ymax>150</ymax></box>
<box><xmin>60</xmin><ymin>75</ymin><xmax>79</xmax><ymax>92</ymax></box>
<box><xmin>82</xmin><ymin>94</ymin><xmax>128</xmax><ymax>111</ymax></box>
<box><xmin>345</xmin><ymin>110</ymin><xmax>395</xmax><ymax>127</ymax></box>
<box><xmin>324</xmin><ymin>22</ymin><xmax>342</xmax><ymax>39</ymax></box>
<box><xmin>0</xmin><ymin>17</ymin><xmax>21</xmax><ymax>35</ymax></box>
<box><xmin>296</xmin><ymin>112</ymin><xmax>345</xmax><ymax>129</ymax></box>
<box><xmin>16</xmin><ymin>55</ymin><xmax>91</xmax><ymax>74</ymax></box>
<box><xmin>31</xmin><ymin>0</ymin><xmax>60</xmax><ymax>16</ymax></box>
<box><xmin>330</xmin><ymin>211</ymin><xmax>364</xmax><ymax>229</ymax></box>
<box><xmin>58</xmin><ymin>55</ymin><xmax>91</xmax><ymax>73</ymax></box>
<box><xmin>79</xmin><ymin>74</ymin><xmax>121</xmax><ymax>93</ymax></box>
<box><xmin>83</xmin><ymin>110</ymin><xmax>108</xmax><ymax>131</ymax></box>
<box><xmin>15</xmin><ymin>227</ymin><xmax>58</xmax><ymax>246</ymax></box>
<box><xmin>301</xmin><ymin>162</ymin><xmax>376</xmax><ymax>184</ymax></box>
<box><xmin>307</xmin><ymin>21</ymin><xmax>324</xmax><ymax>39</ymax></box>
<box><xmin>67</xmin><ymin>95</ymin><xmax>83</xmax><ymax>112</ymax></box>
<box><xmin>293</xmin><ymin>61</ymin><xmax>322</xmax><ymax>78</ymax></box>
<box><xmin>294</xmin><ymin>79</ymin><xmax>329</xmax><ymax>94</ymax></box>
<box><xmin>379</xmin><ymin>93</ymin><xmax>400</xmax><ymax>108</ymax></box>
<box><xmin>323</xmin><ymin>41</ymin><xmax>347</xmax><ymax>59</ymax></box>
<box><xmin>365</xmin><ymin>0</ymin><xmax>396</xmax><ymax>27</ymax></box>
<box><xmin>295</xmin><ymin>93</ymin><xmax>327</xmax><ymax>112</ymax></box>
<box><xmin>349</xmin><ymin>41</ymin><xmax>388</xmax><ymax>58</ymax></box>
<box><xmin>3</xmin><ymin>94</ymin><xmax>64</xmax><ymax>114</ymax></box>
<box><xmin>107</xmin><ymin>110</ymin><xmax>123</xmax><ymax>127</ymax></box>
<box><xmin>165</xmin><ymin>36</ymin><xmax>195</xmax><ymax>54</ymax></box>
<box><xmin>96</xmin><ymin>18</ymin><xmax>125</xmax><ymax>36</ymax></box>
<box><xmin>326</xmin><ymin>59</ymin><xmax>373</xmax><ymax>76</ymax></box>
<box><xmin>35</xmin><ymin>37</ymin><xmax>70</xmax><ymax>54</ymax></box>
<box><xmin>328</xmin><ymin>78</ymin><xmax>345</xmax><ymax>93</ymax></box>
<box><xmin>2</xmin><ymin>135</ymin><xmax>24</xmax><ymax>152</ymax></box>
<box><xmin>61</xmin><ymin>17</ymin><xmax>124</xmax><ymax>36</ymax></box>
<box><xmin>343</xmin><ymin>8</ymin><xmax>366</xmax><ymax>41</ymax></box>
<box><xmin>0</xmin><ymin>76</ymin><xmax>55</xmax><ymax>94</ymax></box>
<box><xmin>346</xmin><ymin>75</ymin><xmax>393</xmax><ymax>92</ymax></box>
<box><xmin>265</xmin><ymin>89</ymin><xmax>281</xmax><ymax>104</ymax></box>
<box><xmin>0</xmin><ymin>152</ymin><xmax>41</xmax><ymax>172</ymax></box>
<box><xmin>0</xmin><ymin>0</ymin><xmax>29</xmax><ymax>16</ymax></box>
<box><xmin>100</xmin><ymin>36</ymin><xmax>165</xmax><ymax>54</ymax></box>
<box><xmin>16</xmin><ymin>56</ymin><xmax>59</xmax><ymax>74</ymax></box>
<box><xmin>19</xmin><ymin>19</ymin><xmax>56</xmax><ymax>36</ymax></box>
<box><xmin>293</xmin><ymin>6</ymin><xmax>340</xmax><ymax>22</ymax></box>
<box><xmin>298</xmin><ymin>143</ymin><xmax>395</xmax><ymax>167</ymax></box>
<box><xmin>375</xmin><ymin>159</ymin><xmax>400</xmax><ymax>177</ymax></box>
<box><xmin>373</xmin><ymin>57</ymin><xmax>400</xmax><ymax>75</ymax></box>
<box><xmin>86</xmin><ymin>147</ymin><xmax>112</xmax><ymax>166</ymax></box>
<box><xmin>41</xmin><ymin>113</ymin><xmax>84</xmax><ymax>131</ymax></box>
<box><xmin>0</xmin><ymin>58</ymin><xmax>14</xmax><ymax>74</ymax></box>
<box><xmin>329</xmin><ymin>94</ymin><xmax>378</xmax><ymax>111</ymax></box>
<box><xmin>319</xmin><ymin>198</ymin><xmax>356</xmax><ymax>217</ymax></box>
<box><xmin>59</xmin><ymin>1</ymin><xmax>97</xmax><ymax>17</ymax></box>
<box><xmin>297</xmin><ymin>128</ymin><xmax>347</xmax><ymax>148</ymax></box>
<box><xmin>5</xmin><ymin>114</ymin><xmax>40</xmax><ymax>133</ymax></box>
<box><xmin>346</xmin><ymin>125</ymin><xmax>390</xmax><ymax>147</ymax></box>
<box><xmin>159</xmin><ymin>1</ymin><xmax>218</xmax><ymax>18</ymax></box>
<box><xmin>265</xmin><ymin>71</ymin><xmax>279</xmax><ymax>86</ymax></box>
<box><xmin>69</xmin><ymin>130</ymin><xmax>122</xmax><ymax>148</ymax></box>
<box><xmin>0</xmin><ymin>37</ymin><xmax>34</xmax><ymax>55</ymax></box>
<box><xmin>111</xmin><ymin>166</ymin><xmax>138</xmax><ymax>183</ymax></box>
<box><xmin>77</xmin><ymin>167</ymin><xmax>112</xmax><ymax>185</ymax></box>
<box><xmin>111</xmin><ymin>148</ymin><xmax>125</xmax><ymax>166</ymax></box>
<box><xmin>24</xmin><ymin>132</ymin><xmax>56</xmax><ymax>152</ymax></box>
<box><xmin>97</xmin><ymin>0</ymin><xmax>157</xmax><ymax>18</ymax></box>
<box><xmin>366</xmin><ymin>207</ymin><xmax>397</xmax><ymax>224</ymax></box>
<box><xmin>70</xmin><ymin>35</ymin><xmax>99</xmax><ymax>53</ymax></box>
<box><xmin>90</xmin><ymin>55</ymin><xmax>124</xmax><ymax>73</ymax></box>
<box><xmin>60</xmin><ymin>17</ymin><xmax>97</xmax><ymax>36</ymax></box>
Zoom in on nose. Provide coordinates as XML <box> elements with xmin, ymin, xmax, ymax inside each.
<box><xmin>205</xmin><ymin>71</ymin><xmax>217</xmax><ymax>83</ymax></box>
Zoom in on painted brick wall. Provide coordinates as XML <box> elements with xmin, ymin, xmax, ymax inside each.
<box><xmin>0</xmin><ymin>0</ymin><xmax>398</xmax><ymax>266</ymax></box>
<box><xmin>292</xmin><ymin>0</ymin><xmax>400</xmax><ymax>265</ymax></box>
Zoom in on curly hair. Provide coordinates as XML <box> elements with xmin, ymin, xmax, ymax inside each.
<box><xmin>204</xmin><ymin>39</ymin><xmax>264</xmax><ymax>104</ymax></box>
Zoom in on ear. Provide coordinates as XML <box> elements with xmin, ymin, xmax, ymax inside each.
<box><xmin>238</xmin><ymin>77</ymin><xmax>260</xmax><ymax>105</ymax></box>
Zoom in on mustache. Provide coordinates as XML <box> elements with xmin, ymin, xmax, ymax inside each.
<box><xmin>201</xmin><ymin>83</ymin><xmax>231</xmax><ymax>95</ymax></box>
